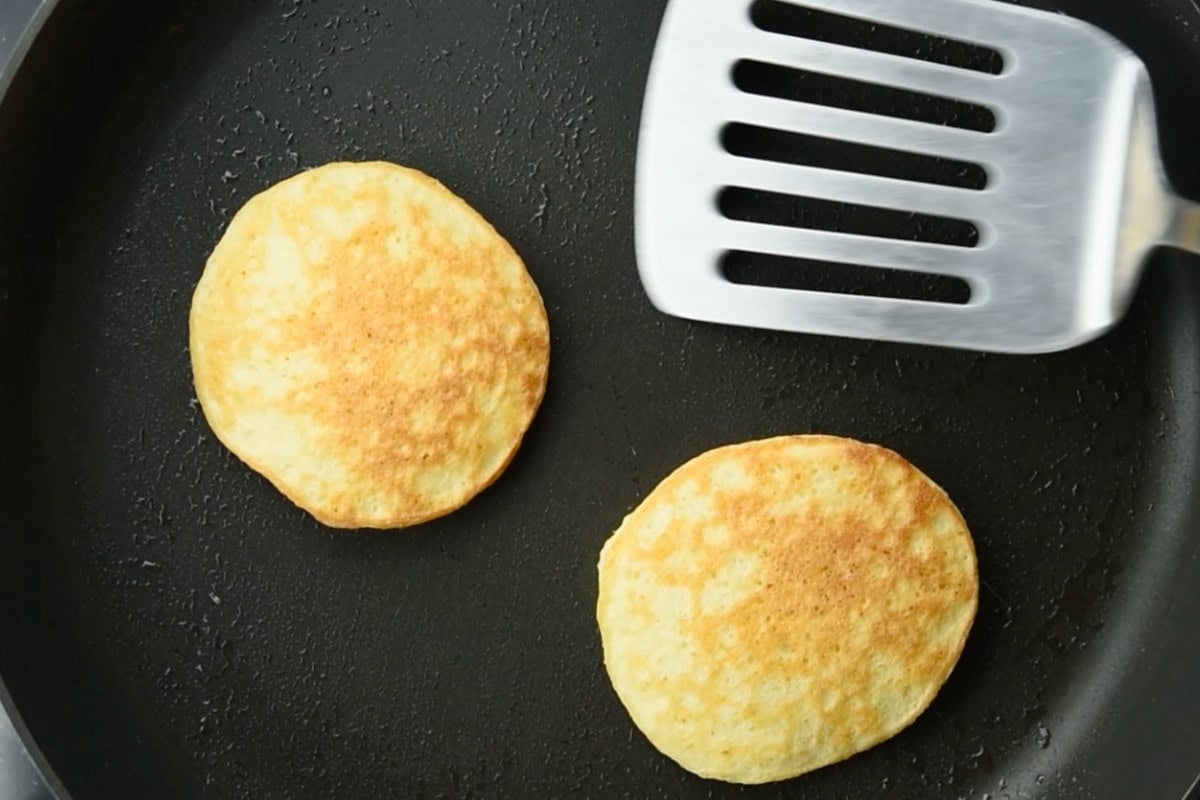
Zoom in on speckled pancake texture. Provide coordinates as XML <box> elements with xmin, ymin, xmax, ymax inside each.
<box><xmin>596</xmin><ymin>435</ymin><xmax>978</xmax><ymax>784</ymax></box>
<box><xmin>190</xmin><ymin>161</ymin><xmax>549</xmax><ymax>529</ymax></box>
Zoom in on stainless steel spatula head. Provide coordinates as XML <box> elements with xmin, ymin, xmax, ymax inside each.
<box><xmin>634</xmin><ymin>0</ymin><xmax>1200</xmax><ymax>353</ymax></box>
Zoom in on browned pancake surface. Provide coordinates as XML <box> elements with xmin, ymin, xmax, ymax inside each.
<box><xmin>190</xmin><ymin>161</ymin><xmax>549</xmax><ymax>528</ymax></box>
<box><xmin>597</xmin><ymin>435</ymin><xmax>978</xmax><ymax>783</ymax></box>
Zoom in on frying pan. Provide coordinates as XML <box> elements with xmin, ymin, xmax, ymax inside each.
<box><xmin>2</xmin><ymin>0</ymin><xmax>1200</xmax><ymax>798</ymax></box>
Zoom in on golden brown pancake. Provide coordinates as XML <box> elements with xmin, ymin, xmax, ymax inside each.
<box><xmin>189</xmin><ymin>161</ymin><xmax>549</xmax><ymax>529</ymax></box>
<box><xmin>596</xmin><ymin>435</ymin><xmax>977</xmax><ymax>783</ymax></box>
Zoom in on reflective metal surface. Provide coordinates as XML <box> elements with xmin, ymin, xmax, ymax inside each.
<box><xmin>634</xmin><ymin>0</ymin><xmax>1200</xmax><ymax>352</ymax></box>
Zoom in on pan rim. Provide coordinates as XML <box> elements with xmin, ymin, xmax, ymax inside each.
<box><xmin>0</xmin><ymin>2</ymin><xmax>74</xmax><ymax>797</ymax></box>
<box><xmin>0</xmin><ymin>0</ymin><xmax>58</xmax><ymax>104</ymax></box>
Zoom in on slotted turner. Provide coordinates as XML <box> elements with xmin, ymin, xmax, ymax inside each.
<box><xmin>634</xmin><ymin>0</ymin><xmax>1200</xmax><ymax>353</ymax></box>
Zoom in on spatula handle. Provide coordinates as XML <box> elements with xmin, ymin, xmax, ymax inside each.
<box><xmin>1162</xmin><ymin>196</ymin><xmax>1200</xmax><ymax>256</ymax></box>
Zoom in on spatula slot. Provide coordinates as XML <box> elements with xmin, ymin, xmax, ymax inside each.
<box><xmin>721</xmin><ymin>250</ymin><xmax>972</xmax><ymax>304</ymax></box>
<box><xmin>718</xmin><ymin>187</ymin><xmax>980</xmax><ymax>247</ymax></box>
<box><xmin>751</xmin><ymin>0</ymin><xmax>1005</xmax><ymax>75</ymax></box>
<box><xmin>733</xmin><ymin>59</ymin><xmax>997</xmax><ymax>133</ymax></box>
<box><xmin>722</xmin><ymin>122</ymin><xmax>989</xmax><ymax>190</ymax></box>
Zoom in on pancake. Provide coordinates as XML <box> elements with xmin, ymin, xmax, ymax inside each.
<box><xmin>596</xmin><ymin>435</ymin><xmax>978</xmax><ymax>784</ymax></box>
<box><xmin>189</xmin><ymin>161</ymin><xmax>549</xmax><ymax>529</ymax></box>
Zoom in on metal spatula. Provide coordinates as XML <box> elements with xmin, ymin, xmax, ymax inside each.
<box><xmin>634</xmin><ymin>0</ymin><xmax>1200</xmax><ymax>353</ymax></box>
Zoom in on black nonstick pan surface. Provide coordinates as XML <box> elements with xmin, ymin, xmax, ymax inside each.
<box><xmin>3</xmin><ymin>1</ymin><xmax>1200</xmax><ymax>798</ymax></box>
